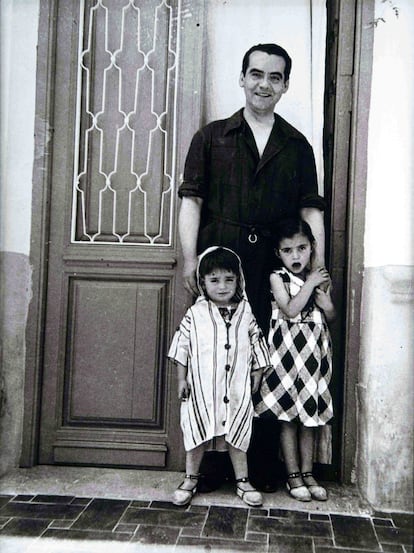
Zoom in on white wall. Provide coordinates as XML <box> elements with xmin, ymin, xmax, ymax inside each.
<box><xmin>0</xmin><ymin>0</ymin><xmax>39</xmax><ymax>256</ymax></box>
<box><xmin>360</xmin><ymin>0</ymin><xmax>414</xmax><ymax>511</ymax></box>
<box><xmin>365</xmin><ymin>0</ymin><xmax>414</xmax><ymax>267</ymax></box>
<box><xmin>204</xmin><ymin>0</ymin><xmax>326</xmax><ymax>192</ymax></box>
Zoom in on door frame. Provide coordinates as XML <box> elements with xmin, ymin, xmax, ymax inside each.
<box><xmin>21</xmin><ymin>0</ymin><xmax>375</xmax><ymax>484</ymax></box>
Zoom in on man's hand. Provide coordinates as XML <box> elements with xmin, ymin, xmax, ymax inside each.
<box><xmin>183</xmin><ymin>257</ymin><xmax>199</xmax><ymax>296</ymax></box>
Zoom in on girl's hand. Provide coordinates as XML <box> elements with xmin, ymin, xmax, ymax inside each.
<box><xmin>314</xmin><ymin>285</ymin><xmax>336</xmax><ymax>321</ymax></box>
<box><xmin>178</xmin><ymin>379</ymin><xmax>191</xmax><ymax>401</ymax></box>
<box><xmin>251</xmin><ymin>370</ymin><xmax>263</xmax><ymax>394</ymax></box>
<box><xmin>306</xmin><ymin>267</ymin><xmax>330</xmax><ymax>288</ymax></box>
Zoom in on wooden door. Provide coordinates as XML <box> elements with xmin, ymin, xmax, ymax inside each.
<box><xmin>38</xmin><ymin>0</ymin><xmax>204</xmax><ymax>470</ymax></box>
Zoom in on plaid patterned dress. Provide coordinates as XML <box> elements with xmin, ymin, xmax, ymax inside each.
<box><xmin>254</xmin><ymin>268</ymin><xmax>333</xmax><ymax>427</ymax></box>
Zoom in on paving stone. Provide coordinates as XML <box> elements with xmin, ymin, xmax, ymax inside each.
<box><xmin>0</xmin><ymin>497</ymin><xmax>11</xmax><ymax>509</ymax></box>
<box><xmin>71</xmin><ymin>498</ymin><xmax>129</xmax><ymax>531</ymax></box>
<box><xmin>0</xmin><ymin>502</ymin><xmax>84</xmax><ymax>521</ymax></box>
<box><xmin>373</xmin><ymin>517</ymin><xmax>394</xmax><ymax>526</ymax></box>
<box><xmin>177</xmin><ymin>535</ymin><xmax>265</xmax><ymax>551</ymax></box>
<box><xmin>114</xmin><ymin>522</ymin><xmax>137</xmax><ymax>534</ymax></box>
<box><xmin>246</xmin><ymin>530</ymin><xmax>268</xmax><ymax>543</ymax></box>
<box><xmin>331</xmin><ymin>514</ymin><xmax>380</xmax><ymax>550</ymax></box>
<box><xmin>310</xmin><ymin>513</ymin><xmax>331</xmax><ymax>521</ymax></box>
<box><xmin>10</xmin><ymin>495</ymin><xmax>34</xmax><ymax>503</ymax></box>
<box><xmin>188</xmin><ymin>504</ymin><xmax>209</xmax><ymax>514</ymax></box>
<box><xmin>0</xmin><ymin>517</ymin><xmax>11</xmax><ymax>529</ymax></box>
<box><xmin>70</xmin><ymin>497</ymin><xmax>93</xmax><ymax>506</ymax></box>
<box><xmin>41</xmin><ymin>528</ymin><xmax>131</xmax><ymax>541</ymax></box>
<box><xmin>249</xmin><ymin>515</ymin><xmax>332</xmax><ymax>538</ymax></box>
<box><xmin>375</xmin><ymin>524</ymin><xmax>414</xmax><ymax>547</ymax></box>
<box><xmin>380</xmin><ymin>544</ymin><xmax>406</xmax><ymax>552</ymax></box>
<box><xmin>269</xmin><ymin>534</ymin><xmax>313</xmax><ymax>552</ymax></box>
<box><xmin>131</xmin><ymin>524</ymin><xmax>180</xmax><ymax>544</ymax></box>
<box><xmin>250</xmin><ymin>507</ymin><xmax>269</xmax><ymax>516</ymax></box>
<box><xmin>48</xmin><ymin>519</ymin><xmax>74</xmax><ymax>529</ymax></box>
<box><xmin>269</xmin><ymin>508</ymin><xmax>308</xmax><ymax>519</ymax></box>
<box><xmin>180</xmin><ymin>526</ymin><xmax>202</xmax><ymax>537</ymax></box>
<box><xmin>130</xmin><ymin>499</ymin><xmax>150</xmax><ymax>508</ymax></box>
<box><xmin>149</xmin><ymin>500</ymin><xmax>190</xmax><ymax>510</ymax></box>
<box><xmin>203</xmin><ymin>505</ymin><xmax>248</xmax><ymax>539</ymax></box>
<box><xmin>121</xmin><ymin>506</ymin><xmax>205</xmax><ymax>529</ymax></box>
<box><xmin>0</xmin><ymin>517</ymin><xmax>50</xmax><ymax>537</ymax></box>
<box><xmin>391</xmin><ymin>512</ymin><xmax>414</xmax><ymax>530</ymax></box>
<box><xmin>316</xmin><ymin>546</ymin><xmax>384</xmax><ymax>553</ymax></box>
<box><xmin>32</xmin><ymin>494</ymin><xmax>75</xmax><ymax>504</ymax></box>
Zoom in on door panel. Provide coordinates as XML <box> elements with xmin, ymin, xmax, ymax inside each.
<box><xmin>38</xmin><ymin>0</ymin><xmax>204</xmax><ymax>469</ymax></box>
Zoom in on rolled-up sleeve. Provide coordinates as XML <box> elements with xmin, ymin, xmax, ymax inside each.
<box><xmin>178</xmin><ymin>129</ymin><xmax>209</xmax><ymax>199</ymax></box>
<box><xmin>298</xmin><ymin>140</ymin><xmax>325</xmax><ymax>211</ymax></box>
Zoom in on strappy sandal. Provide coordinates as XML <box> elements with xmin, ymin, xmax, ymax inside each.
<box><xmin>286</xmin><ymin>472</ymin><xmax>311</xmax><ymax>502</ymax></box>
<box><xmin>236</xmin><ymin>477</ymin><xmax>263</xmax><ymax>507</ymax></box>
<box><xmin>173</xmin><ymin>474</ymin><xmax>199</xmax><ymax>506</ymax></box>
<box><xmin>302</xmin><ymin>472</ymin><xmax>327</xmax><ymax>501</ymax></box>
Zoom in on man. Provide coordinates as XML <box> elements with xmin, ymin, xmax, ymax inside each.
<box><xmin>177</xmin><ymin>43</ymin><xmax>326</xmax><ymax>491</ymax></box>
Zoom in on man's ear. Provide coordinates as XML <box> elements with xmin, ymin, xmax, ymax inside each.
<box><xmin>239</xmin><ymin>71</ymin><xmax>245</xmax><ymax>88</ymax></box>
<box><xmin>283</xmin><ymin>79</ymin><xmax>290</xmax><ymax>93</ymax></box>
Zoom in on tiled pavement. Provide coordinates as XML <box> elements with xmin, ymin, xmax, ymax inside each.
<box><xmin>0</xmin><ymin>492</ymin><xmax>412</xmax><ymax>553</ymax></box>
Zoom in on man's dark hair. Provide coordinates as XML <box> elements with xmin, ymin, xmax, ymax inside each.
<box><xmin>242</xmin><ymin>43</ymin><xmax>292</xmax><ymax>82</ymax></box>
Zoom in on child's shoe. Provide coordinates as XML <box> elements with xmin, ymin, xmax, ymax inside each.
<box><xmin>286</xmin><ymin>472</ymin><xmax>312</xmax><ymax>502</ymax></box>
<box><xmin>173</xmin><ymin>474</ymin><xmax>199</xmax><ymax>506</ymax></box>
<box><xmin>236</xmin><ymin>477</ymin><xmax>263</xmax><ymax>506</ymax></box>
<box><xmin>302</xmin><ymin>472</ymin><xmax>328</xmax><ymax>501</ymax></box>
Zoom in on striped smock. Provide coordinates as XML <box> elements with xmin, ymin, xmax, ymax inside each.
<box><xmin>168</xmin><ymin>296</ymin><xmax>270</xmax><ymax>452</ymax></box>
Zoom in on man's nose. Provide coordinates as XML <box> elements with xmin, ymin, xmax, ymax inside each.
<box><xmin>259</xmin><ymin>75</ymin><xmax>271</xmax><ymax>88</ymax></box>
<box><xmin>292</xmin><ymin>249</ymin><xmax>300</xmax><ymax>259</ymax></box>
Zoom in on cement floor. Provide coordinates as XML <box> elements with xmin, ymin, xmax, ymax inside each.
<box><xmin>0</xmin><ymin>465</ymin><xmax>370</xmax><ymax>515</ymax></box>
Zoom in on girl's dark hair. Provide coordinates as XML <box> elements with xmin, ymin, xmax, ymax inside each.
<box><xmin>198</xmin><ymin>248</ymin><xmax>242</xmax><ymax>302</ymax></box>
<box><xmin>199</xmin><ymin>247</ymin><xmax>240</xmax><ymax>278</ymax></box>
<box><xmin>273</xmin><ymin>218</ymin><xmax>315</xmax><ymax>249</ymax></box>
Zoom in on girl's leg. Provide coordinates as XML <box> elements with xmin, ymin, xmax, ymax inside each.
<box><xmin>173</xmin><ymin>443</ymin><xmax>207</xmax><ymax>505</ymax></box>
<box><xmin>298</xmin><ymin>425</ymin><xmax>328</xmax><ymax>501</ymax></box>
<box><xmin>280</xmin><ymin>421</ymin><xmax>311</xmax><ymax>501</ymax></box>
<box><xmin>180</xmin><ymin>443</ymin><xmax>207</xmax><ymax>491</ymax></box>
<box><xmin>298</xmin><ymin>425</ymin><xmax>314</xmax><ymax>474</ymax></box>
<box><xmin>228</xmin><ymin>445</ymin><xmax>262</xmax><ymax>506</ymax></box>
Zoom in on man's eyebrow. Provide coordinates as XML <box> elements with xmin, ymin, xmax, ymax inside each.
<box><xmin>248</xmin><ymin>68</ymin><xmax>283</xmax><ymax>78</ymax></box>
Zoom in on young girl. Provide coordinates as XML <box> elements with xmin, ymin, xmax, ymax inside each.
<box><xmin>254</xmin><ymin>218</ymin><xmax>336</xmax><ymax>502</ymax></box>
<box><xmin>168</xmin><ymin>246</ymin><xmax>271</xmax><ymax>507</ymax></box>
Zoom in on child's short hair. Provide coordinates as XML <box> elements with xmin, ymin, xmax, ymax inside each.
<box><xmin>198</xmin><ymin>247</ymin><xmax>243</xmax><ymax>302</ymax></box>
<box><xmin>273</xmin><ymin>218</ymin><xmax>315</xmax><ymax>249</ymax></box>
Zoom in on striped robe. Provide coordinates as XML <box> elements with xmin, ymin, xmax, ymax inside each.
<box><xmin>168</xmin><ymin>296</ymin><xmax>270</xmax><ymax>452</ymax></box>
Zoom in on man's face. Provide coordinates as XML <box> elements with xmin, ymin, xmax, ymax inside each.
<box><xmin>239</xmin><ymin>51</ymin><xmax>289</xmax><ymax>115</ymax></box>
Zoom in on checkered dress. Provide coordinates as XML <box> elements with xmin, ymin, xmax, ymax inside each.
<box><xmin>254</xmin><ymin>268</ymin><xmax>333</xmax><ymax>427</ymax></box>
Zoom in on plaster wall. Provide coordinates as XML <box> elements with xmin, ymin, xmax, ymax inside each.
<box><xmin>360</xmin><ymin>0</ymin><xmax>414</xmax><ymax>511</ymax></box>
<box><xmin>0</xmin><ymin>0</ymin><xmax>39</xmax><ymax>474</ymax></box>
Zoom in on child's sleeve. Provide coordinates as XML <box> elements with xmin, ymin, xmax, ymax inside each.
<box><xmin>167</xmin><ymin>309</ymin><xmax>192</xmax><ymax>367</ymax></box>
<box><xmin>249</xmin><ymin>317</ymin><xmax>272</xmax><ymax>372</ymax></box>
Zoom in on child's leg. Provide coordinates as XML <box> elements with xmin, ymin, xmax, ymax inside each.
<box><xmin>298</xmin><ymin>425</ymin><xmax>314</xmax><ymax>473</ymax></box>
<box><xmin>298</xmin><ymin>425</ymin><xmax>328</xmax><ymax>501</ymax></box>
<box><xmin>280</xmin><ymin>421</ymin><xmax>311</xmax><ymax>501</ymax></box>
<box><xmin>228</xmin><ymin>445</ymin><xmax>262</xmax><ymax>506</ymax></box>
<box><xmin>180</xmin><ymin>443</ymin><xmax>207</xmax><ymax>491</ymax></box>
<box><xmin>173</xmin><ymin>443</ymin><xmax>207</xmax><ymax>506</ymax></box>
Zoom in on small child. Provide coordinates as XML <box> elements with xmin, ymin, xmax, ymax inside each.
<box><xmin>168</xmin><ymin>246</ymin><xmax>271</xmax><ymax>506</ymax></box>
<box><xmin>254</xmin><ymin>218</ymin><xmax>336</xmax><ymax>502</ymax></box>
